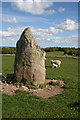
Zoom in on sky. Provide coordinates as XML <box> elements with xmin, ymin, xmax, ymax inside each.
<box><xmin>0</xmin><ymin>1</ymin><xmax>78</xmax><ymax>48</ymax></box>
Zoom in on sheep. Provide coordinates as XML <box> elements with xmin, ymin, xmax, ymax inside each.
<box><xmin>52</xmin><ymin>63</ymin><xmax>58</xmax><ymax>68</ymax></box>
<box><xmin>50</xmin><ymin>60</ymin><xmax>61</xmax><ymax>68</ymax></box>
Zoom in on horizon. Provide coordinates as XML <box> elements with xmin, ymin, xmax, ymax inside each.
<box><xmin>1</xmin><ymin>1</ymin><xmax>78</xmax><ymax>48</ymax></box>
<box><xmin>0</xmin><ymin>46</ymin><xmax>79</xmax><ymax>49</ymax></box>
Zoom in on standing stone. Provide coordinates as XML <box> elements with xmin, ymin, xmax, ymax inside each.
<box><xmin>14</xmin><ymin>27</ymin><xmax>46</xmax><ymax>86</ymax></box>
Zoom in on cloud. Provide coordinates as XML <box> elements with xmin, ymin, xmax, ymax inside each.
<box><xmin>3</xmin><ymin>17</ymin><xmax>17</xmax><ymax>23</ymax></box>
<box><xmin>49</xmin><ymin>27</ymin><xmax>59</xmax><ymax>34</ymax></box>
<box><xmin>57</xmin><ymin>19</ymin><xmax>78</xmax><ymax>32</ymax></box>
<box><xmin>43</xmin><ymin>9</ymin><xmax>56</xmax><ymax>15</ymax></box>
<box><xmin>2</xmin><ymin>19</ymin><xmax>78</xmax><ymax>41</ymax></box>
<box><xmin>2</xmin><ymin>26</ymin><xmax>77</xmax><ymax>48</ymax></box>
<box><xmin>12</xmin><ymin>0</ymin><xmax>55</xmax><ymax>15</ymax></box>
<box><xmin>1</xmin><ymin>18</ymin><xmax>78</xmax><ymax>47</ymax></box>
<box><xmin>2</xmin><ymin>27</ymin><xmax>24</xmax><ymax>42</ymax></box>
<box><xmin>2</xmin><ymin>19</ymin><xmax>78</xmax><ymax>42</ymax></box>
<box><xmin>58</xmin><ymin>7</ymin><xmax>65</xmax><ymax>13</ymax></box>
<box><xmin>45</xmin><ymin>19</ymin><xmax>77</xmax><ymax>34</ymax></box>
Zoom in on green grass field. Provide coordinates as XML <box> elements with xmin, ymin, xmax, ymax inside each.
<box><xmin>2</xmin><ymin>52</ymin><xmax>79</xmax><ymax>118</ymax></box>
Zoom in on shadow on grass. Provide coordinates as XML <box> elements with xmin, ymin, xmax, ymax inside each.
<box><xmin>2</xmin><ymin>74</ymin><xmax>15</xmax><ymax>84</ymax></box>
<box><xmin>69</xmin><ymin>100</ymin><xmax>80</xmax><ymax>111</ymax></box>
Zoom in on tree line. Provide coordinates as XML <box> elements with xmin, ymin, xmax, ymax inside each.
<box><xmin>0</xmin><ymin>47</ymin><xmax>80</xmax><ymax>56</ymax></box>
<box><xmin>42</xmin><ymin>47</ymin><xmax>80</xmax><ymax>56</ymax></box>
<box><xmin>0</xmin><ymin>47</ymin><xmax>16</xmax><ymax>54</ymax></box>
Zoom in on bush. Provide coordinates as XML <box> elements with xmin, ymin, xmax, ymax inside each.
<box><xmin>68</xmin><ymin>50</ymin><xmax>73</xmax><ymax>55</ymax></box>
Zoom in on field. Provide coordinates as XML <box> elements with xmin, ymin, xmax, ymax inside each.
<box><xmin>2</xmin><ymin>52</ymin><xmax>79</xmax><ymax>118</ymax></box>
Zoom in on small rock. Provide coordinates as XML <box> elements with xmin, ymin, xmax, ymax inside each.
<box><xmin>48</xmin><ymin>87</ymin><xmax>52</xmax><ymax>90</ymax></box>
<box><xmin>6</xmin><ymin>84</ymin><xmax>9</xmax><ymax>86</ymax></box>
<box><xmin>16</xmin><ymin>85</ymin><xmax>19</xmax><ymax>88</ymax></box>
<box><xmin>10</xmin><ymin>82</ymin><xmax>12</xmax><ymax>84</ymax></box>
<box><xmin>19</xmin><ymin>86</ymin><xmax>28</xmax><ymax>91</ymax></box>
<box><xmin>11</xmin><ymin>90</ymin><xmax>14</xmax><ymax>92</ymax></box>
<box><xmin>0</xmin><ymin>81</ymin><xmax>2</xmax><ymax>84</ymax></box>
<box><xmin>2</xmin><ymin>80</ymin><xmax>5</xmax><ymax>83</ymax></box>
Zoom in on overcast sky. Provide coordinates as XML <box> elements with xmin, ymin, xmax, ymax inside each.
<box><xmin>1</xmin><ymin>1</ymin><xmax>78</xmax><ymax>48</ymax></box>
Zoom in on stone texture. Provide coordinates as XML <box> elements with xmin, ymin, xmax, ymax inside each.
<box><xmin>14</xmin><ymin>27</ymin><xmax>46</xmax><ymax>86</ymax></box>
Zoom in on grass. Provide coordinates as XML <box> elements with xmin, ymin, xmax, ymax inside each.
<box><xmin>46</xmin><ymin>51</ymin><xmax>64</xmax><ymax>57</ymax></box>
<box><xmin>0</xmin><ymin>55</ymin><xmax>2</xmax><ymax>74</ymax></box>
<box><xmin>1</xmin><ymin>52</ymin><xmax>79</xmax><ymax>118</ymax></box>
<box><xmin>39</xmin><ymin>83</ymin><xmax>47</xmax><ymax>88</ymax></box>
<box><xmin>51</xmin><ymin>81</ymin><xmax>60</xmax><ymax>86</ymax></box>
<box><xmin>2</xmin><ymin>55</ymin><xmax>15</xmax><ymax>77</ymax></box>
<box><xmin>46</xmin><ymin>57</ymin><xmax>78</xmax><ymax>89</ymax></box>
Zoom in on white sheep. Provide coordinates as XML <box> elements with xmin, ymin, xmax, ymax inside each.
<box><xmin>50</xmin><ymin>60</ymin><xmax>61</xmax><ymax>68</ymax></box>
<box><xmin>52</xmin><ymin>63</ymin><xmax>58</xmax><ymax>68</ymax></box>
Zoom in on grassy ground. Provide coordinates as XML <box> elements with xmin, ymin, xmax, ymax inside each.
<box><xmin>2</xmin><ymin>55</ymin><xmax>15</xmax><ymax>77</ymax></box>
<box><xmin>2</xmin><ymin>51</ymin><xmax>79</xmax><ymax>118</ymax></box>
<box><xmin>46</xmin><ymin>51</ymin><xmax>64</xmax><ymax>57</ymax></box>
<box><xmin>0</xmin><ymin>55</ymin><xmax>2</xmax><ymax>73</ymax></box>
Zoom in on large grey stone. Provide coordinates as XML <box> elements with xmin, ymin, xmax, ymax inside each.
<box><xmin>14</xmin><ymin>27</ymin><xmax>46</xmax><ymax>86</ymax></box>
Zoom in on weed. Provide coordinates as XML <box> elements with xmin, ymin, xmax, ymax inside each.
<box><xmin>39</xmin><ymin>83</ymin><xmax>47</xmax><ymax>88</ymax></box>
<box><xmin>51</xmin><ymin>81</ymin><xmax>60</xmax><ymax>86</ymax></box>
<box><xmin>14</xmin><ymin>82</ymin><xmax>24</xmax><ymax>88</ymax></box>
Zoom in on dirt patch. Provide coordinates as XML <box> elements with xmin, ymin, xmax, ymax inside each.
<box><xmin>29</xmin><ymin>85</ymin><xmax>64</xmax><ymax>99</ymax></box>
<box><xmin>1</xmin><ymin>83</ymin><xmax>19</xmax><ymax>95</ymax></box>
<box><xmin>29</xmin><ymin>79</ymin><xmax>65</xmax><ymax>99</ymax></box>
<box><xmin>0</xmin><ymin>78</ymin><xmax>65</xmax><ymax>99</ymax></box>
